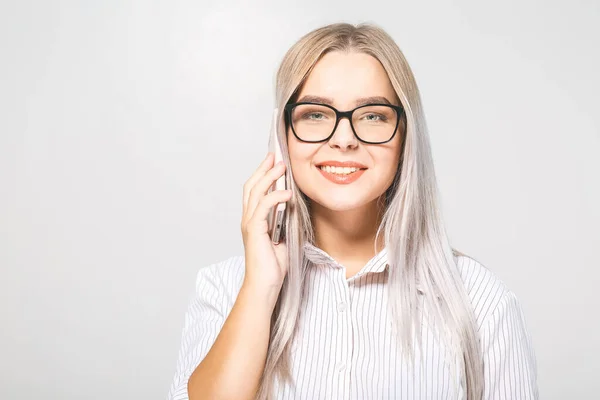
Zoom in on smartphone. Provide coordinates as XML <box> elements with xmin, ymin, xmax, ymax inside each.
<box><xmin>267</xmin><ymin>108</ymin><xmax>287</xmax><ymax>244</ymax></box>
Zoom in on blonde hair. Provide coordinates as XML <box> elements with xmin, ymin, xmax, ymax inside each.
<box><xmin>258</xmin><ymin>22</ymin><xmax>483</xmax><ymax>399</ymax></box>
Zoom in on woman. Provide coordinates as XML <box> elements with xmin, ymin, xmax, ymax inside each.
<box><xmin>167</xmin><ymin>22</ymin><xmax>538</xmax><ymax>400</ymax></box>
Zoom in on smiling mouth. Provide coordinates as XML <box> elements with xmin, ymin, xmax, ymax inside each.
<box><xmin>315</xmin><ymin>164</ymin><xmax>367</xmax><ymax>185</ymax></box>
<box><xmin>316</xmin><ymin>165</ymin><xmax>367</xmax><ymax>175</ymax></box>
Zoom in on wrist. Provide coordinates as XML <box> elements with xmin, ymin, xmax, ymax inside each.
<box><xmin>240</xmin><ymin>278</ymin><xmax>282</xmax><ymax>311</ymax></box>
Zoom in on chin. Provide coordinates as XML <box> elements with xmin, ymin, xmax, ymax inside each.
<box><xmin>308</xmin><ymin>192</ymin><xmax>374</xmax><ymax>212</ymax></box>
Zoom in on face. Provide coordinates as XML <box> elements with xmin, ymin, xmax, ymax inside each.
<box><xmin>287</xmin><ymin>51</ymin><xmax>403</xmax><ymax>212</ymax></box>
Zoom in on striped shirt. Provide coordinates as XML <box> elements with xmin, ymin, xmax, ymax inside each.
<box><xmin>167</xmin><ymin>243</ymin><xmax>538</xmax><ymax>399</ymax></box>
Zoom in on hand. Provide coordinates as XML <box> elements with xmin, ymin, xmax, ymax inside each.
<box><xmin>241</xmin><ymin>152</ymin><xmax>292</xmax><ymax>294</ymax></box>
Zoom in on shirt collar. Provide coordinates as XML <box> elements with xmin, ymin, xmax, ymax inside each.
<box><xmin>303</xmin><ymin>241</ymin><xmax>389</xmax><ymax>277</ymax></box>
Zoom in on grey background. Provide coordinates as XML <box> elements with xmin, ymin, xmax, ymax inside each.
<box><xmin>1</xmin><ymin>1</ymin><xmax>598</xmax><ymax>399</ymax></box>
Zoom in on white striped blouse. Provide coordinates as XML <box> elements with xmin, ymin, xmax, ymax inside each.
<box><xmin>167</xmin><ymin>243</ymin><xmax>538</xmax><ymax>399</ymax></box>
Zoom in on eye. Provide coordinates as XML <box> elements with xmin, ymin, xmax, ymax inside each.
<box><xmin>362</xmin><ymin>113</ymin><xmax>387</xmax><ymax>122</ymax></box>
<box><xmin>293</xmin><ymin>104</ymin><xmax>335</xmax><ymax>122</ymax></box>
<box><xmin>303</xmin><ymin>112</ymin><xmax>327</xmax><ymax>120</ymax></box>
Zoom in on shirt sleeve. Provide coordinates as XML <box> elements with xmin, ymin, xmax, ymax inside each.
<box><xmin>166</xmin><ymin>265</ymin><xmax>228</xmax><ymax>400</ymax></box>
<box><xmin>480</xmin><ymin>290</ymin><xmax>539</xmax><ymax>399</ymax></box>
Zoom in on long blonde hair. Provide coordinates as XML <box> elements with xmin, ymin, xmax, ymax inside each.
<box><xmin>258</xmin><ymin>22</ymin><xmax>483</xmax><ymax>399</ymax></box>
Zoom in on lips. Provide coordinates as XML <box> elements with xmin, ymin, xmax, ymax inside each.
<box><xmin>315</xmin><ymin>160</ymin><xmax>368</xmax><ymax>169</ymax></box>
<box><xmin>316</xmin><ymin>164</ymin><xmax>367</xmax><ymax>185</ymax></box>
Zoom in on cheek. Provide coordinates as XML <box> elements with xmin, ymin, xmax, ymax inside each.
<box><xmin>287</xmin><ymin>137</ymin><xmax>314</xmax><ymax>182</ymax></box>
<box><xmin>376</xmin><ymin>147</ymin><xmax>402</xmax><ymax>187</ymax></box>
<box><xmin>379</xmin><ymin>155</ymin><xmax>399</xmax><ymax>184</ymax></box>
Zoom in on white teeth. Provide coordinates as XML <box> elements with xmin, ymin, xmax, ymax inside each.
<box><xmin>319</xmin><ymin>165</ymin><xmax>359</xmax><ymax>175</ymax></box>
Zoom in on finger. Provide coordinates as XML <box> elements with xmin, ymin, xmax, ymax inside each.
<box><xmin>246</xmin><ymin>161</ymin><xmax>287</xmax><ymax>220</ymax></box>
<box><xmin>242</xmin><ymin>152</ymin><xmax>274</xmax><ymax>215</ymax></box>
<box><xmin>248</xmin><ymin>189</ymin><xmax>292</xmax><ymax>227</ymax></box>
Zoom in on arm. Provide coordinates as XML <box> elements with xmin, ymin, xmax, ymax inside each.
<box><xmin>480</xmin><ymin>290</ymin><xmax>539</xmax><ymax>399</ymax></box>
<box><xmin>167</xmin><ymin>151</ymin><xmax>291</xmax><ymax>399</ymax></box>
<box><xmin>166</xmin><ymin>262</ymin><xmax>280</xmax><ymax>400</ymax></box>
<box><xmin>188</xmin><ymin>279</ymin><xmax>280</xmax><ymax>400</ymax></box>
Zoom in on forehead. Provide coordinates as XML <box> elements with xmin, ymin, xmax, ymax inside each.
<box><xmin>296</xmin><ymin>51</ymin><xmax>397</xmax><ymax>108</ymax></box>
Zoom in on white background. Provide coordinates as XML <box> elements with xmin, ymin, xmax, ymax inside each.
<box><xmin>1</xmin><ymin>1</ymin><xmax>598</xmax><ymax>399</ymax></box>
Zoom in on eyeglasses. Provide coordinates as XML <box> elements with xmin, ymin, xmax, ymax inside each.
<box><xmin>284</xmin><ymin>102</ymin><xmax>404</xmax><ymax>144</ymax></box>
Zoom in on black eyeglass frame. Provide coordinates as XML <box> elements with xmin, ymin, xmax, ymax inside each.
<box><xmin>284</xmin><ymin>102</ymin><xmax>404</xmax><ymax>144</ymax></box>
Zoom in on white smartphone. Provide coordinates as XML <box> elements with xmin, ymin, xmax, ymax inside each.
<box><xmin>267</xmin><ymin>107</ymin><xmax>287</xmax><ymax>244</ymax></box>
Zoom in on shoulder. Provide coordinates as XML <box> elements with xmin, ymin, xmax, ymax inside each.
<box><xmin>194</xmin><ymin>255</ymin><xmax>246</xmax><ymax>314</ymax></box>
<box><xmin>196</xmin><ymin>254</ymin><xmax>246</xmax><ymax>287</ymax></box>
<box><xmin>453</xmin><ymin>255</ymin><xmax>538</xmax><ymax>393</ymax></box>
<box><xmin>453</xmin><ymin>253</ymin><xmax>516</xmax><ymax>328</ymax></box>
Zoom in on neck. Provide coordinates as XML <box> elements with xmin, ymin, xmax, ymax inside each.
<box><xmin>310</xmin><ymin>196</ymin><xmax>386</xmax><ymax>264</ymax></box>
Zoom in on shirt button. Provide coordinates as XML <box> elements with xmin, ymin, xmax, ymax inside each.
<box><xmin>337</xmin><ymin>302</ymin><xmax>346</xmax><ymax>312</ymax></box>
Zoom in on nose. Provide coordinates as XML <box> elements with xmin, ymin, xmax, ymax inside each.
<box><xmin>328</xmin><ymin>117</ymin><xmax>358</xmax><ymax>151</ymax></box>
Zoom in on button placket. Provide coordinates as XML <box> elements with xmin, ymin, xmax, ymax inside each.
<box><xmin>333</xmin><ymin>268</ymin><xmax>353</xmax><ymax>399</ymax></box>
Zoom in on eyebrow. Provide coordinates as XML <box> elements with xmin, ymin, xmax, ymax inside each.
<box><xmin>296</xmin><ymin>95</ymin><xmax>394</xmax><ymax>107</ymax></box>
